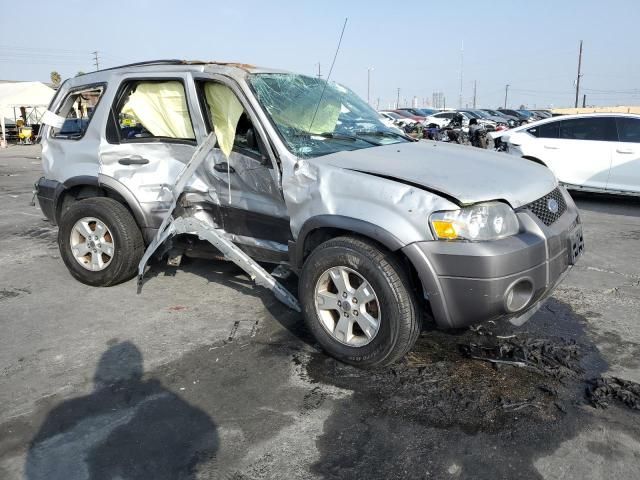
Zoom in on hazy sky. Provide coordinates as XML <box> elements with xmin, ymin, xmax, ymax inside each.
<box><xmin>1</xmin><ymin>0</ymin><xmax>639</xmax><ymax>108</ymax></box>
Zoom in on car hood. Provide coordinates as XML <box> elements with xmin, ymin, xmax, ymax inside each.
<box><xmin>317</xmin><ymin>141</ymin><xmax>557</xmax><ymax>208</ymax></box>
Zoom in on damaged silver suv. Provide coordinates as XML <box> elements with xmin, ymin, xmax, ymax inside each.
<box><xmin>36</xmin><ymin>60</ymin><xmax>584</xmax><ymax>367</ymax></box>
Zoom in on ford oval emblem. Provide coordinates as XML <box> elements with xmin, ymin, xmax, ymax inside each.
<box><xmin>547</xmin><ymin>198</ymin><xmax>559</xmax><ymax>214</ymax></box>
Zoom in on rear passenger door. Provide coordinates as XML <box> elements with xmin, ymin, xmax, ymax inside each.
<box><xmin>99</xmin><ymin>76</ymin><xmax>200</xmax><ymax>230</ymax></box>
<box><xmin>535</xmin><ymin>117</ymin><xmax>616</xmax><ymax>190</ymax></box>
<box><xmin>608</xmin><ymin>117</ymin><xmax>640</xmax><ymax>193</ymax></box>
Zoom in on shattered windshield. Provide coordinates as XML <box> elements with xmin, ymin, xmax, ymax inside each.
<box><xmin>249</xmin><ymin>73</ymin><xmax>409</xmax><ymax>158</ymax></box>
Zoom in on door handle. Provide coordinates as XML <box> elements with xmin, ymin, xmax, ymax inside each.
<box><xmin>616</xmin><ymin>147</ymin><xmax>634</xmax><ymax>154</ymax></box>
<box><xmin>543</xmin><ymin>145</ymin><xmax>559</xmax><ymax>150</ymax></box>
<box><xmin>118</xmin><ymin>156</ymin><xmax>149</xmax><ymax>165</ymax></box>
<box><xmin>214</xmin><ymin>162</ymin><xmax>236</xmax><ymax>173</ymax></box>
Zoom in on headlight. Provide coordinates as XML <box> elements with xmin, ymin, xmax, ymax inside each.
<box><xmin>430</xmin><ymin>202</ymin><xmax>519</xmax><ymax>241</ymax></box>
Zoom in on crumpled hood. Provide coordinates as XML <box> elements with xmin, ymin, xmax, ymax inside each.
<box><xmin>316</xmin><ymin>140</ymin><xmax>557</xmax><ymax>208</ymax></box>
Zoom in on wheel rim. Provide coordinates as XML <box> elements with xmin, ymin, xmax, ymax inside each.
<box><xmin>69</xmin><ymin>217</ymin><xmax>115</xmax><ymax>272</ymax></box>
<box><xmin>314</xmin><ymin>266</ymin><xmax>381</xmax><ymax>347</ymax></box>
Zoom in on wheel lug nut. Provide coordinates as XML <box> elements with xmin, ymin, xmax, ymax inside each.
<box><xmin>352</xmin><ymin>298</ymin><xmax>358</xmax><ymax>304</ymax></box>
<box><xmin>344</xmin><ymin>312</ymin><xmax>349</xmax><ymax>317</ymax></box>
<box><xmin>342</xmin><ymin>292</ymin><xmax>347</xmax><ymax>298</ymax></box>
<box><xmin>337</xmin><ymin>300</ymin><xmax>341</xmax><ymax>307</ymax></box>
<box><xmin>353</xmin><ymin>310</ymin><xmax>358</xmax><ymax>316</ymax></box>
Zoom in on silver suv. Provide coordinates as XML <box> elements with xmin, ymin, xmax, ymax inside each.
<box><xmin>35</xmin><ymin>60</ymin><xmax>584</xmax><ymax>367</ymax></box>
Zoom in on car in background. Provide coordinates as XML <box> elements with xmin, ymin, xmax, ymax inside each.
<box><xmin>499</xmin><ymin>109</ymin><xmax>530</xmax><ymax>124</ymax></box>
<box><xmin>464</xmin><ymin>109</ymin><xmax>509</xmax><ymax>128</ymax></box>
<box><xmin>380</xmin><ymin>110</ymin><xmax>419</xmax><ymax>129</ymax></box>
<box><xmin>530</xmin><ymin>110</ymin><xmax>552</xmax><ymax>119</ymax></box>
<box><xmin>517</xmin><ymin>109</ymin><xmax>546</xmax><ymax>122</ymax></box>
<box><xmin>501</xmin><ymin>113</ymin><xmax>640</xmax><ymax>195</ymax></box>
<box><xmin>397</xmin><ymin>107</ymin><xmax>439</xmax><ymax>118</ymax></box>
<box><xmin>456</xmin><ymin>110</ymin><xmax>497</xmax><ymax>131</ymax></box>
<box><xmin>393</xmin><ymin>109</ymin><xmax>426</xmax><ymax>122</ymax></box>
<box><xmin>482</xmin><ymin>109</ymin><xmax>518</xmax><ymax>127</ymax></box>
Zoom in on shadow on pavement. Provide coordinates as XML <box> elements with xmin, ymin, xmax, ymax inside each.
<box><xmin>25</xmin><ymin>341</ymin><xmax>218</xmax><ymax>480</ymax></box>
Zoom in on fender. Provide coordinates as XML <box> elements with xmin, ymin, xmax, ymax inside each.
<box><xmin>292</xmin><ymin>214</ymin><xmax>404</xmax><ymax>269</ymax></box>
<box><xmin>98</xmin><ymin>174</ymin><xmax>148</xmax><ymax>228</ymax></box>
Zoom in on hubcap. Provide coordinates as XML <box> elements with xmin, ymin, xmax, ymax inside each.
<box><xmin>314</xmin><ymin>266</ymin><xmax>381</xmax><ymax>347</ymax></box>
<box><xmin>69</xmin><ymin>217</ymin><xmax>115</xmax><ymax>271</ymax></box>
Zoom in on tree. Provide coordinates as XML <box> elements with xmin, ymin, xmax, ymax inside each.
<box><xmin>50</xmin><ymin>71</ymin><xmax>61</xmax><ymax>88</ymax></box>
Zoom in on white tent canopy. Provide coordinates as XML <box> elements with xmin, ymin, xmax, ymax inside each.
<box><xmin>0</xmin><ymin>81</ymin><xmax>56</xmax><ymax>145</ymax></box>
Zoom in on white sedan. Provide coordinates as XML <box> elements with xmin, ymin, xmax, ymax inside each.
<box><xmin>500</xmin><ymin>113</ymin><xmax>640</xmax><ymax>195</ymax></box>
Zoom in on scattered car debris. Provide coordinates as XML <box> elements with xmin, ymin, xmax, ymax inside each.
<box><xmin>459</xmin><ymin>336</ymin><xmax>583</xmax><ymax>379</ymax></box>
<box><xmin>586</xmin><ymin>377</ymin><xmax>640</xmax><ymax>410</ymax></box>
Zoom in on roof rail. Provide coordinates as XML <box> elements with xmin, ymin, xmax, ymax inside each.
<box><xmin>84</xmin><ymin>59</ymin><xmax>206</xmax><ymax>75</ymax></box>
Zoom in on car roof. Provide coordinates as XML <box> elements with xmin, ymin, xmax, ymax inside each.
<box><xmin>506</xmin><ymin>112</ymin><xmax>640</xmax><ymax>134</ymax></box>
<box><xmin>61</xmin><ymin>59</ymin><xmax>291</xmax><ymax>90</ymax></box>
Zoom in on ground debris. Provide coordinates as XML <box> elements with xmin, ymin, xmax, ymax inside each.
<box><xmin>586</xmin><ymin>376</ymin><xmax>640</xmax><ymax>410</ymax></box>
<box><xmin>459</xmin><ymin>336</ymin><xmax>583</xmax><ymax>379</ymax></box>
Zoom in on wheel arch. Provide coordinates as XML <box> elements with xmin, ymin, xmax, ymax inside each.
<box><xmin>522</xmin><ymin>155</ymin><xmax>548</xmax><ymax>168</ymax></box>
<box><xmin>54</xmin><ymin>175</ymin><xmax>147</xmax><ymax>230</ymax></box>
<box><xmin>293</xmin><ymin>216</ymin><xmax>425</xmax><ymax>306</ymax></box>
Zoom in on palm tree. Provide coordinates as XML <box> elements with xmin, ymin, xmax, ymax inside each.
<box><xmin>50</xmin><ymin>71</ymin><xmax>61</xmax><ymax>88</ymax></box>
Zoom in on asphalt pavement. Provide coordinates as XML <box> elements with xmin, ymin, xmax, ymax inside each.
<box><xmin>1</xmin><ymin>144</ymin><xmax>640</xmax><ymax>479</ymax></box>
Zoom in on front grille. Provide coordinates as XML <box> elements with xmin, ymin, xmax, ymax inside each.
<box><xmin>525</xmin><ymin>187</ymin><xmax>567</xmax><ymax>226</ymax></box>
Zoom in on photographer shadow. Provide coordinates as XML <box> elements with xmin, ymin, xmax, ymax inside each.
<box><xmin>25</xmin><ymin>341</ymin><xmax>218</xmax><ymax>480</ymax></box>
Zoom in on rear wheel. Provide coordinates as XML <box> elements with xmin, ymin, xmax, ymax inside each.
<box><xmin>299</xmin><ymin>236</ymin><xmax>421</xmax><ymax>368</ymax></box>
<box><xmin>58</xmin><ymin>197</ymin><xmax>144</xmax><ymax>286</ymax></box>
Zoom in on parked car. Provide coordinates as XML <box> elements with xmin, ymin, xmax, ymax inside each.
<box><xmin>530</xmin><ymin>110</ymin><xmax>552</xmax><ymax>119</ymax></box>
<box><xmin>392</xmin><ymin>109</ymin><xmax>425</xmax><ymax>122</ymax></box>
<box><xmin>482</xmin><ymin>109</ymin><xmax>518</xmax><ymax>127</ymax></box>
<box><xmin>455</xmin><ymin>110</ymin><xmax>497</xmax><ymax>131</ymax></box>
<box><xmin>501</xmin><ymin>113</ymin><xmax>640</xmax><ymax>195</ymax></box>
<box><xmin>466</xmin><ymin>109</ymin><xmax>509</xmax><ymax>126</ymax></box>
<box><xmin>36</xmin><ymin>60</ymin><xmax>583</xmax><ymax>367</ymax></box>
<box><xmin>499</xmin><ymin>109</ymin><xmax>530</xmax><ymax>124</ymax></box>
<box><xmin>397</xmin><ymin>107</ymin><xmax>439</xmax><ymax>118</ymax></box>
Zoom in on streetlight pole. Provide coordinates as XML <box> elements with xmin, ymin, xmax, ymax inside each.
<box><xmin>367</xmin><ymin>67</ymin><xmax>374</xmax><ymax>105</ymax></box>
<box><xmin>504</xmin><ymin>84</ymin><xmax>510</xmax><ymax>109</ymax></box>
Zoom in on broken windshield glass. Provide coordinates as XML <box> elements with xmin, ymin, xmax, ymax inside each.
<box><xmin>249</xmin><ymin>73</ymin><xmax>408</xmax><ymax>158</ymax></box>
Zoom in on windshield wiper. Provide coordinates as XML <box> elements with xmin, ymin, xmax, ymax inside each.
<box><xmin>294</xmin><ymin>131</ymin><xmax>379</xmax><ymax>146</ymax></box>
<box><xmin>354</xmin><ymin>130</ymin><xmax>413</xmax><ymax>142</ymax></box>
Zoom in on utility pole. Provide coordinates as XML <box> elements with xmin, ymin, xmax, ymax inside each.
<box><xmin>582</xmin><ymin>94</ymin><xmax>586</xmax><ymax>108</ymax></box>
<box><xmin>367</xmin><ymin>67</ymin><xmax>374</xmax><ymax>105</ymax></box>
<box><xmin>504</xmin><ymin>84</ymin><xmax>510</xmax><ymax>108</ymax></box>
<box><xmin>92</xmin><ymin>51</ymin><xmax>100</xmax><ymax>71</ymax></box>
<box><xmin>316</xmin><ymin>62</ymin><xmax>321</xmax><ymax>78</ymax></box>
<box><xmin>459</xmin><ymin>40</ymin><xmax>464</xmax><ymax>108</ymax></box>
<box><xmin>396</xmin><ymin>88</ymin><xmax>400</xmax><ymax>109</ymax></box>
<box><xmin>574</xmin><ymin>40</ymin><xmax>583</xmax><ymax>108</ymax></box>
<box><xmin>473</xmin><ymin>80</ymin><xmax>477</xmax><ymax>109</ymax></box>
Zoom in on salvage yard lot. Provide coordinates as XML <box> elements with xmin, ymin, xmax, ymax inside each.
<box><xmin>1</xmin><ymin>145</ymin><xmax>640</xmax><ymax>479</ymax></box>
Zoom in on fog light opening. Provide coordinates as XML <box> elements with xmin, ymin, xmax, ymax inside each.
<box><xmin>505</xmin><ymin>279</ymin><xmax>534</xmax><ymax>313</ymax></box>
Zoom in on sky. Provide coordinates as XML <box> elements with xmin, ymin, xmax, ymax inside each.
<box><xmin>1</xmin><ymin>0</ymin><xmax>639</xmax><ymax>109</ymax></box>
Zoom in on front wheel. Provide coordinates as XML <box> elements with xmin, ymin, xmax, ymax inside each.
<box><xmin>299</xmin><ymin>236</ymin><xmax>421</xmax><ymax>368</ymax></box>
<box><xmin>58</xmin><ymin>197</ymin><xmax>144</xmax><ymax>287</ymax></box>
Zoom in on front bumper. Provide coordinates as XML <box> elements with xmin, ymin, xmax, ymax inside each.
<box><xmin>403</xmin><ymin>187</ymin><xmax>582</xmax><ymax>329</ymax></box>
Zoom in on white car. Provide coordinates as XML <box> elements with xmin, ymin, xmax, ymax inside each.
<box><xmin>501</xmin><ymin>113</ymin><xmax>640</xmax><ymax>195</ymax></box>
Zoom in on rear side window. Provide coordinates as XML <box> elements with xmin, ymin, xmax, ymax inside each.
<box><xmin>557</xmin><ymin>117</ymin><xmax>617</xmax><ymax>141</ymax></box>
<box><xmin>109</xmin><ymin>80</ymin><xmax>195</xmax><ymax>143</ymax></box>
<box><xmin>527</xmin><ymin>121</ymin><xmax>559</xmax><ymax>139</ymax></box>
<box><xmin>616</xmin><ymin>117</ymin><xmax>640</xmax><ymax>143</ymax></box>
<box><xmin>51</xmin><ymin>85</ymin><xmax>104</xmax><ymax>139</ymax></box>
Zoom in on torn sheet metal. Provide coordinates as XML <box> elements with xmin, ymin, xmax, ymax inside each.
<box><xmin>137</xmin><ymin>132</ymin><xmax>300</xmax><ymax>311</ymax></box>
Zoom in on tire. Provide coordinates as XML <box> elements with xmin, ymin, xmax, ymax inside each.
<box><xmin>58</xmin><ymin>197</ymin><xmax>144</xmax><ymax>287</ymax></box>
<box><xmin>299</xmin><ymin>236</ymin><xmax>421</xmax><ymax>368</ymax></box>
